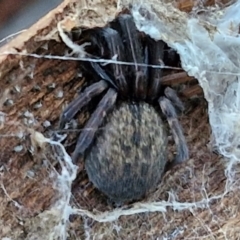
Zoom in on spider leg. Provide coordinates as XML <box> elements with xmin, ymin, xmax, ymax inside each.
<box><xmin>90</xmin><ymin>62</ymin><xmax>118</xmax><ymax>89</ymax></box>
<box><xmin>71</xmin><ymin>88</ymin><xmax>117</xmax><ymax>162</ymax></box>
<box><xmin>59</xmin><ymin>80</ymin><xmax>108</xmax><ymax>129</ymax></box>
<box><xmin>158</xmin><ymin>96</ymin><xmax>189</xmax><ymax>165</ymax></box>
<box><xmin>164</xmin><ymin>87</ymin><xmax>184</xmax><ymax>112</ymax></box>
<box><xmin>98</xmin><ymin>27</ymin><xmax>129</xmax><ymax>95</ymax></box>
<box><xmin>134</xmin><ymin>45</ymin><xmax>149</xmax><ymax>99</ymax></box>
<box><xmin>147</xmin><ymin>38</ymin><xmax>165</xmax><ymax>100</ymax></box>
<box><xmin>115</xmin><ymin>14</ymin><xmax>148</xmax><ymax>99</ymax></box>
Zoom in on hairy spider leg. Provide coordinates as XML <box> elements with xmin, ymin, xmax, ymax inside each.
<box><xmin>133</xmin><ymin>45</ymin><xmax>148</xmax><ymax>100</ymax></box>
<box><xmin>115</xmin><ymin>14</ymin><xmax>148</xmax><ymax>99</ymax></box>
<box><xmin>89</xmin><ymin>62</ymin><xmax>118</xmax><ymax>89</ymax></box>
<box><xmin>164</xmin><ymin>87</ymin><xmax>185</xmax><ymax>112</ymax></box>
<box><xmin>147</xmin><ymin>39</ymin><xmax>165</xmax><ymax>100</ymax></box>
<box><xmin>59</xmin><ymin>80</ymin><xmax>108</xmax><ymax>129</ymax></box>
<box><xmin>98</xmin><ymin>27</ymin><xmax>129</xmax><ymax>95</ymax></box>
<box><xmin>158</xmin><ymin>96</ymin><xmax>189</xmax><ymax>165</ymax></box>
<box><xmin>78</xmin><ymin>29</ymin><xmax>118</xmax><ymax>89</ymax></box>
<box><xmin>71</xmin><ymin>88</ymin><xmax>117</xmax><ymax>163</ymax></box>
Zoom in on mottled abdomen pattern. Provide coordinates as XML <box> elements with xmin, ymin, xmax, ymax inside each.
<box><xmin>85</xmin><ymin>102</ymin><xmax>168</xmax><ymax>204</ymax></box>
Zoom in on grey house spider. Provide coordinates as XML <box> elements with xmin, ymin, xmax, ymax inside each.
<box><xmin>59</xmin><ymin>14</ymin><xmax>189</xmax><ymax>205</ymax></box>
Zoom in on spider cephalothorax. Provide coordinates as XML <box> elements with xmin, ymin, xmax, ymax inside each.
<box><xmin>59</xmin><ymin>14</ymin><xmax>189</xmax><ymax>205</ymax></box>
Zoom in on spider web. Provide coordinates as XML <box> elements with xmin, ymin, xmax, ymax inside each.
<box><xmin>131</xmin><ymin>0</ymin><xmax>240</xmax><ymax>163</ymax></box>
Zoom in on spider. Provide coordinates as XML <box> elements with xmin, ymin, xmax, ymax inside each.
<box><xmin>59</xmin><ymin>14</ymin><xmax>189</xmax><ymax>205</ymax></box>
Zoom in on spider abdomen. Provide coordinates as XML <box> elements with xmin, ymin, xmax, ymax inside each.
<box><xmin>85</xmin><ymin>102</ymin><xmax>168</xmax><ymax>204</ymax></box>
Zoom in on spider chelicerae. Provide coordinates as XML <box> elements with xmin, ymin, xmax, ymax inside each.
<box><xmin>59</xmin><ymin>13</ymin><xmax>189</xmax><ymax>205</ymax></box>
